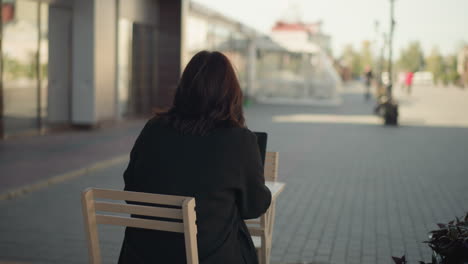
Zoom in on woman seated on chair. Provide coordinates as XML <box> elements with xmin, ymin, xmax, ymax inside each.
<box><xmin>118</xmin><ymin>51</ymin><xmax>272</xmax><ymax>264</ymax></box>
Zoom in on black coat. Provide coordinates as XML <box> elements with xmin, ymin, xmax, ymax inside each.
<box><xmin>118</xmin><ymin>118</ymin><xmax>272</xmax><ymax>264</ymax></box>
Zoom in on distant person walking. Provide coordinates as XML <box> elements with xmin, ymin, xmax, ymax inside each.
<box><xmin>405</xmin><ymin>71</ymin><xmax>414</xmax><ymax>94</ymax></box>
<box><xmin>364</xmin><ymin>66</ymin><xmax>373</xmax><ymax>100</ymax></box>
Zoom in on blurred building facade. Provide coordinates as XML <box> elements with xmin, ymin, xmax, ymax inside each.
<box><xmin>0</xmin><ymin>0</ymin><xmax>341</xmax><ymax>138</ymax></box>
<box><xmin>0</xmin><ymin>0</ymin><xmax>186</xmax><ymax>138</ymax></box>
<box><xmin>186</xmin><ymin>3</ymin><xmax>341</xmax><ymax>105</ymax></box>
<box><xmin>271</xmin><ymin>21</ymin><xmax>331</xmax><ymax>54</ymax></box>
<box><xmin>260</xmin><ymin>21</ymin><xmax>340</xmax><ymax>103</ymax></box>
<box><xmin>185</xmin><ymin>1</ymin><xmax>254</xmax><ymax>93</ymax></box>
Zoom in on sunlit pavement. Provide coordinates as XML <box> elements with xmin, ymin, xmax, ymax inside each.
<box><xmin>1</xmin><ymin>83</ymin><xmax>467</xmax><ymax>264</ymax></box>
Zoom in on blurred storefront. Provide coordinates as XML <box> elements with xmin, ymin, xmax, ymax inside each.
<box><xmin>0</xmin><ymin>0</ymin><xmax>48</xmax><ymax>136</ymax></box>
<box><xmin>0</xmin><ymin>0</ymin><xmax>186</xmax><ymax>138</ymax></box>
<box><xmin>186</xmin><ymin>2</ymin><xmax>341</xmax><ymax>105</ymax></box>
<box><xmin>186</xmin><ymin>2</ymin><xmax>253</xmax><ymax>95</ymax></box>
<box><xmin>1</xmin><ymin>0</ymin><xmax>342</xmax><ymax>138</ymax></box>
<box><xmin>260</xmin><ymin>21</ymin><xmax>341</xmax><ymax>103</ymax></box>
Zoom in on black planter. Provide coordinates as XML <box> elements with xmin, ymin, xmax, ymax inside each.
<box><xmin>374</xmin><ymin>98</ymin><xmax>399</xmax><ymax>125</ymax></box>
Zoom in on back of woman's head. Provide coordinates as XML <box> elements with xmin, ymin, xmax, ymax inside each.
<box><xmin>157</xmin><ymin>51</ymin><xmax>245</xmax><ymax>135</ymax></box>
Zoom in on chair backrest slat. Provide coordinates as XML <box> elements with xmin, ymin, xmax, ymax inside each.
<box><xmin>94</xmin><ymin>202</ymin><xmax>183</xmax><ymax>219</ymax></box>
<box><xmin>82</xmin><ymin>188</ymin><xmax>198</xmax><ymax>264</ymax></box>
<box><xmin>95</xmin><ymin>214</ymin><xmax>185</xmax><ymax>233</ymax></box>
<box><xmin>246</xmin><ymin>227</ymin><xmax>263</xmax><ymax>236</ymax></box>
<box><xmin>92</xmin><ymin>188</ymin><xmax>188</xmax><ymax>206</ymax></box>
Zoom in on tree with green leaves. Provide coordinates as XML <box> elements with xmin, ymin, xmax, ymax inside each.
<box><xmin>341</xmin><ymin>44</ymin><xmax>362</xmax><ymax>78</ymax></box>
<box><xmin>426</xmin><ymin>47</ymin><xmax>445</xmax><ymax>84</ymax></box>
<box><xmin>425</xmin><ymin>47</ymin><xmax>460</xmax><ymax>86</ymax></box>
<box><xmin>443</xmin><ymin>55</ymin><xmax>459</xmax><ymax>86</ymax></box>
<box><xmin>397</xmin><ymin>41</ymin><xmax>425</xmax><ymax>72</ymax></box>
<box><xmin>340</xmin><ymin>41</ymin><xmax>375</xmax><ymax>78</ymax></box>
<box><xmin>360</xmin><ymin>40</ymin><xmax>374</xmax><ymax>70</ymax></box>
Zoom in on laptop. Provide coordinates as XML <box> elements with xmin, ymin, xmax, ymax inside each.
<box><xmin>254</xmin><ymin>132</ymin><xmax>268</xmax><ymax>166</ymax></box>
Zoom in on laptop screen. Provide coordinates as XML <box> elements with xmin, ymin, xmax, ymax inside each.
<box><xmin>254</xmin><ymin>132</ymin><xmax>268</xmax><ymax>166</ymax></box>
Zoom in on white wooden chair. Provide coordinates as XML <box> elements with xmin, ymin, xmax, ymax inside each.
<box><xmin>246</xmin><ymin>151</ymin><xmax>279</xmax><ymax>264</ymax></box>
<box><xmin>81</xmin><ymin>188</ymin><xmax>198</xmax><ymax>264</ymax></box>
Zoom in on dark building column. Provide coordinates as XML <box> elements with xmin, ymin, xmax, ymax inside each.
<box><xmin>155</xmin><ymin>0</ymin><xmax>185</xmax><ymax>109</ymax></box>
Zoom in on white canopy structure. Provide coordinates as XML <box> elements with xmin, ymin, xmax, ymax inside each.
<box><xmin>186</xmin><ymin>3</ymin><xmax>342</xmax><ymax>105</ymax></box>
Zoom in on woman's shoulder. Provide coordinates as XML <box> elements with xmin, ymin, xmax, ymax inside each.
<box><xmin>235</xmin><ymin>127</ymin><xmax>257</xmax><ymax>141</ymax></box>
<box><xmin>136</xmin><ymin>117</ymin><xmax>172</xmax><ymax>139</ymax></box>
<box><xmin>144</xmin><ymin>116</ymin><xmax>176</xmax><ymax>130</ymax></box>
<box><xmin>212</xmin><ymin>126</ymin><xmax>258</xmax><ymax>148</ymax></box>
<box><xmin>146</xmin><ymin>116</ymin><xmax>164</xmax><ymax>128</ymax></box>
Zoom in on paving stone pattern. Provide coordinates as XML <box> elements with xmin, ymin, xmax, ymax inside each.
<box><xmin>0</xmin><ymin>85</ymin><xmax>467</xmax><ymax>264</ymax></box>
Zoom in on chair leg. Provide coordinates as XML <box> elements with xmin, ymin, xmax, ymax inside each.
<box><xmin>265</xmin><ymin>234</ymin><xmax>272</xmax><ymax>264</ymax></box>
<box><xmin>260</xmin><ymin>235</ymin><xmax>269</xmax><ymax>264</ymax></box>
<box><xmin>256</xmin><ymin>247</ymin><xmax>262</xmax><ymax>264</ymax></box>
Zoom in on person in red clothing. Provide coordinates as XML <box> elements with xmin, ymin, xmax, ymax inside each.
<box><xmin>405</xmin><ymin>71</ymin><xmax>414</xmax><ymax>94</ymax></box>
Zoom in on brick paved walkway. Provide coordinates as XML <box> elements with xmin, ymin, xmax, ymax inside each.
<box><xmin>0</xmin><ymin>120</ymin><xmax>144</xmax><ymax>194</ymax></box>
<box><xmin>1</xmin><ymin>84</ymin><xmax>467</xmax><ymax>264</ymax></box>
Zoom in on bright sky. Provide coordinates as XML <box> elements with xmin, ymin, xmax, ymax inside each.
<box><xmin>193</xmin><ymin>0</ymin><xmax>468</xmax><ymax>57</ymax></box>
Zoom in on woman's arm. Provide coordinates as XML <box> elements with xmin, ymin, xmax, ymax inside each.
<box><xmin>237</xmin><ymin>130</ymin><xmax>272</xmax><ymax>219</ymax></box>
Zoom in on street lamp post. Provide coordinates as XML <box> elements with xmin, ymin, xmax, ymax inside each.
<box><xmin>373</xmin><ymin>21</ymin><xmax>386</xmax><ymax>90</ymax></box>
<box><xmin>379</xmin><ymin>33</ymin><xmax>387</xmax><ymax>88</ymax></box>
<box><xmin>387</xmin><ymin>0</ymin><xmax>395</xmax><ymax>97</ymax></box>
<box><xmin>381</xmin><ymin>0</ymin><xmax>399</xmax><ymax>125</ymax></box>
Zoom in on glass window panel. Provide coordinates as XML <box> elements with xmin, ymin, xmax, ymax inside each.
<box><xmin>2</xmin><ymin>0</ymin><xmax>39</xmax><ymax>134</ymax></box>
<box><xmin>39</xmin><ymin>3</ymin><xmax>49</xmax><ymax>121</ymax></box>
<box><xmin>117</xmin><ymin>18</ymin><xmax>133</xmax><ymax>117</ymax></box>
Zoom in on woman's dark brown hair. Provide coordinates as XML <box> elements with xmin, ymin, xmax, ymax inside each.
<box><xmin>156</xmin><ymin>51</ymin><xmax>246</xmax><ymax>135</ymax></box>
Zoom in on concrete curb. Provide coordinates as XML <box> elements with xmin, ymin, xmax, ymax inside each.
<box><xmin>0</xmin><ymin>154</ymin><xmax>128</xmax><ymax>201</ymax></box>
